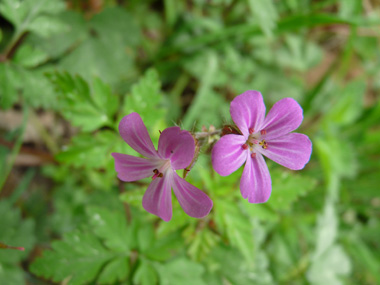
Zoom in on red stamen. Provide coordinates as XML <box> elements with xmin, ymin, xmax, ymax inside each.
<box><xmin>260</xmin><ymin>129</ymin><xmax>266</xmax><ymax>135</ymax></box>
<box><xmin>242</xmin><ymin>144</ymin><xmax>248</xmax><ymax>150</ymax></box>
<box><xmin>251</xmin><ymin>153</ymin><xmax>256</xmax><ymax>158</ymax></box>
<box><xmin>249</xmin><ymin>128</ymin><xmax>255</xmax><ymax>134</ymax></box>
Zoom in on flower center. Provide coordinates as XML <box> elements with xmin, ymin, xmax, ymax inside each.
<box><xmin>241</xmin><ymin>129</ymin><xmax>268</xmax><ymax>156</ymax></box>
<box><xmin>152</xmin><ymin>160</ymin><xmax>171</xmax><ymax>180</ymax></box>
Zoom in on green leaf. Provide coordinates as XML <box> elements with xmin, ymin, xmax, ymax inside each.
<box><xmin>206</xmin><ymin>245</ymin><xmax>273</xmax><ymax>285</ymax></box>
<box><xmin>214</xmin><ymin>200</ymin><xmax>255</xmax><ymax>264</ymax></box>
<box><xmin>307</xmin><ymin>245</ymin><xmax>351</xmax><ymax>285</ymax></box>
<box><xmin>267</xmin><ymin>169</ymin><xmax>316</xmax><ymax>211</ymax></box>
<box><xmin>0</xmin><ymin>201</ymin><xmax>35</xmax><ymax>284</ymax></box>
<box><xmin>248</xmin><ymin>0</ymin><xmax>278</xmax><ymax>37</ymax></box>
<box><xmin>49</xmin><ymin>72</ymin><xmax>118</xmax><ymax>131</ymax></box>
<box><xmin>30</xmin><ymin>231</ymin><xmax>115</xmax><ymax>285</ymax></box>
<box><xmin>55</xmin><ymin>131</ymin><xmax>118</xmax><ymax>169</ymax></box>
<box><xmin>0</xmin><ymin>201</ymin><xmax>35</xmax><ymax>264</ymax></box>
<box><xmin>28</xmin><ymin>15</ymin><xmax>68</xmax><ymax>38</ymax></box>
<box><xmin>183</xmin><ymin>52</ymin><xmax>230</xmax><ymax>129</ymax></box>
<box><xmin>133</xmin><ymin>259</ymin><xmax>158</xmax><ymax>285</ymax></box>
<box><xmin>325</xmin><ymin>80</ymin><xmax>365</xmax><ymax>126</ymax></box>
<box><xmin>307</xmin><ymin>202</ymin><xmax>351</xmax><ymax>284</ymax></box>
<box><xmin>156</xmin><ymin>257</ymin><xmax>206</xmax><ymax>285</ymax></box>
<box><xmin>0</xmin><ymin>0</ymin><xmax>65</xmax><ymax>31</ymax></box>
<box><xmin>276</xmin><ymin>34</ymin><xmax>323</xmax><ymax>71</ymax></box>
<box><xmin>59</xmin><ymin>7</ymin><xmax>139</xmax><ymax>84</ymax></box>
<box><xmin>0</xmin><ymin>62</ymin><xmax>20</xmax><ymax>109</ymax></box>
<box><xmin>137</xmin><ymin>224</ymin><xmax>155</xmax><ymax>253</ymax></box>
<box><xmin>87</xmin><ymin>206</ymin><xmax>130</xmax><ymax>253</ymax></box>
<box><xmin>122</xmin><ymin>68</ymin><xmax>166</xmax><ymax>128</ymax></box>
<box><xmin>186</xmin><ymin>228</ymin><xmax>220</xmax><ymax>261</ymax></box>
<box><xmin>0</xmin><ymin>0</ymin><xmax>27</xmax><ymax>27</ymax></box>
<box><xmin>97</xmin><ymin>257</ymin><xmax>129</xmax><ymax>284</ymax></box>
<box><xmin>13</xmin><ymin>44</ymin><xmax>48</xmax><ymax>68</ymax></box>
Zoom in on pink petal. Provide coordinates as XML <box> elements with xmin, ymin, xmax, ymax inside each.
<box><xmin>172</xmin><ymin>173</ymin><xmax>213</xmax><ymax>218</ymax></box>
<box><xmin>157</xmin><ymin>127</ymin><xmax>195</xmax><ymax>170</ymax></box>
<box><xmin>142</xmin><ymin>174</ymin><xmax>172</xmax><ymax>222</ymax></box>
<box><xmin>211</xmin><ymin>134</ymin><xmax>247</xmax><ymax>176</ymax></box>
<box><xmin>260</xmin><ymin>98</ymin><xmax>303</xmax><ymax>140</ymax></box>
<box><xmin>111</xmin><ymin>153</ymin><xmax>159</xmax><ymax>182</ymax></box>
<box><xmin>262</xmin><ymin>133</ymin><xmax>312</xmax><ymax>170</ymax></box>
<box><xmin>230</xmin><ymin>90</ymin><xmax>266</xmax><ymax>137</ymax></box>
<box><xmin>240</xmin><ymin>152</ymin><xmax>271</xmax><ymax>203</ymax></box>
<box><xmin>119</xmin><ymin>112</ymin><xmax>157</xmax><ymax>158</ymax></box>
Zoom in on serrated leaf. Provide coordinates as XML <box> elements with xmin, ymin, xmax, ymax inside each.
<box><xmin>122</xmin><ymin>68</ymin><xmax>165</xmax><ymax>127</ymax></box>
<box><xmin>0</xmin><ymin>0</ymin><xmax>65</xmax><ymax>31</ymax></box>
<box><xmin>56</xmin><ymin>131</ymin><xmax>118</xmax><ymax>169</ymax></box>
<box><xmin>97</xmin><ymin>257</ymin><xmax>129</xmax><ymax>284</ymax></box>
<box><xmin>30</xmin><ymin>231</ymin><xmax>115</xmax><ymax>285</ymax></box>
<box><xmin>208</xmin><ymin>245</ymin><xmax>273</xmax><ymax>285</ymax></box>
<box><xmin>87</xmin><ymin>206</ymin><xmax>130</xmax><ymax>253</ymax></box>
<box><xmin>29</xmin><ymin>15</ymin><xmax>68</xmax><ymax>37</ymax></box>
<box><xmin>214</xmin><ymin>200</ymin><xmax>255</xmax><ymax>264</ymax></box>
<box><xmin>0</xmin><ymin>63</ymin><xmax>20</xmax><ymax>109</ymax></box>
<box><xmin>137</xmin><ymin>224</ymin><xmax>155</xmax><ymax>253</ymax></box>
<box><xmin>325</xmin><ymin>80</ymin><xmax>365</xmax><ymax>126</ymax></box>
<box><xmin>248</xmin><ymin>0</ymin><xmax>278</xmax><ymax>37</ymax></box>
<box><xmin>133</xmin><ymin>259</ymin><xmax>158</xmax><ymax>285</ymax></box>
<box><xmin>13</xmin><ymin>44</ymin><xmax>48</xmax><ymax>68</ymax></box>
<box><xmin>186</xmin><ymin>228</ymin><xmax>220</xmax><ymax>261</ymax></box>
<box><xmin>155</xmin><ymin>257</ymin><xmax>206</xmax><ymax>285</ymax></box>
<box><xmin>59</xmin><ymin>7</ymin><xmax>139</xmax><ymax>84</ymax></box>
<box><xmin>267</xmin><ymin>169</ymin><xmax>316</xmax><ymax>211</ymax></box>
<box><xmin>307</xmin><ymin>245</ymin><xmax>351</xmax><ymax>285</ymax></box>
<box><xmin>0</xmin><ymin>201</ymin><xmax>35</xmax><ymax>264</ymax></box>
<box><xmin>49</xmin><ymin>72</ymin><xmax>117</xmax><ymax>131</ymax></box>
<box><xmin>0</xmin><ymin>201</ymin><xmax>35</xmax><ymax>284</ymax></box>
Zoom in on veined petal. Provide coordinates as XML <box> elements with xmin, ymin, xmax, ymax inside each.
<box><xmin>158</xmin><ymin>127</ymin><xmax>195</xmax><ymax>170</ymax></box>
<box><xmin>240</xmin><ymin>152</ymin><xmax>271</xmax><ymax>203</ymax></box>
<box><xmin>111</xmin><ymin>153</ymin><xmax>159</xmax><ymax>182</ymax></box>
<box><xmin>230</xmin><ymin>90</ymin><xmax>266</xmax><ymax>137</ymax></box>
<box><xmin>262</xmin><ymin>133</ymin><xmax>312</xmax><ymax>170</ymax></box>
<box><xmin>142</xmin><ymin>174</ymin><xmax>173</xmax><ymax>222</ymax></box>
<box><xmin>211</xmin><ymin>134</ymin><xmax>247</xmax><ymax>176</ymax></box>
<box><xmin>172</xmin><ymin>173</ymin><xmax>213</xmax><ymax>219</ymax></box>
<box><xmin>260</xmin><ymin>98</ymin><xmax>303</xmax><ymax>140</ymax></box>
<box><xmin>119</xmin><ymin>112</ymin><xmax>157</xmax><ymax>158</ymax></box>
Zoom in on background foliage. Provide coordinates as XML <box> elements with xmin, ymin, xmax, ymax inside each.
<box><xmin>1</xmin><ymin>0</ymin><xmax>380</xmax><ymax>284</ymax></box>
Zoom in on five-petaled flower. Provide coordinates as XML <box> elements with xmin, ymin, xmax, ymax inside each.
<box><xmin>112</xmin><ymin>112</ymin><xmax>213</xmax><ymax>221</ymax></box>
<box><xmin>212</xmin><ymin>90</ymin><xmax>312</xmax><ymax>203</ymax></box>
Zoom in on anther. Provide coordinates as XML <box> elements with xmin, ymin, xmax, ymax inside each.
<box><xmin>153</xmin><ymin>169</ymin><xmax>158</xmax><ymax>174</ymax></box>
<box><xmin>242</xmin><ymin>144</ymin><xmax>248</xmax><ymax>150</ymax></box>
<box><xmin>251</xmin><ymin>153</ymin><xmax>256</xmax><ymax>158</ymax></box>
<box><xmin>249</xmin><ymin>128</ymin><xmax>255</xmax><ymax>134</ymax></box>
<box><xmin>259</xmin><ymin>140</ymin><xmax>268</xmax><ymax>149</ymax></box>
<box><xmin>260</xmin><ymin>129</ymin><xmax>266</xmax><ymax>135</ymax></box>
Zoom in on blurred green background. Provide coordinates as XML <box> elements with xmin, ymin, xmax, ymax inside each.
<box><xmin>0</xmin><ymin>0</ymin><xmax>379</xmax><ymax>284</ymax></box>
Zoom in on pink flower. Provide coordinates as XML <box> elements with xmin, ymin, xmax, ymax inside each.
<box><xmin>212</xmin><ymin>91</ymin><xmax>312</xmax><ymax>203</ymax></box>
<box><xmin>112</xmin><ymin>112</ymin><xmax>213</xmax><ymax>221</ymax></box>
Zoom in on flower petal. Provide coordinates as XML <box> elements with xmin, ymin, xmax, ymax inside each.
<box><xmin>111</xmin><ymin>153</ymin><xmax>160</xmax><ymax>182</ymax></box>
<box><xmin>230</xmin><ymin>90</ymin><xmax>266</xmax><ymax>137</ymax></box>
<box><xmin>211</xmin><ymin>134</ymin><xmax>247</xmax><ymax>176</ymax></box>
<box><xmin>240</xmin><ymin>152</ymin><xmax>271</xmax><ymax>203</ymax></box>
<box><xmin>119</xmin><ymin>112</ymin><xmax>157</xmax><ymax>158</ymax></box>
<box><xmin>142</xmin><ymin>174</ymin><xmax>172</xmax><ymax>222</ymax></box>
<box><xmin>262</xmin><ymin>133</ymin><xmax>312</xmax><ymax>170</ymax></box>
<box><xmin>157</xmin><ymin>127</ymin><xmax>195</xmax><ymax>170</ymax></box>
<box><xmin>260</xmin><ymin>98</ymin><xmax>303</xmax><ymax>140</ymax></box>
<box><xmin>172</xmin><ymin>173</ymin><xmax>213</xmax><ymax>219</ymax></box>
